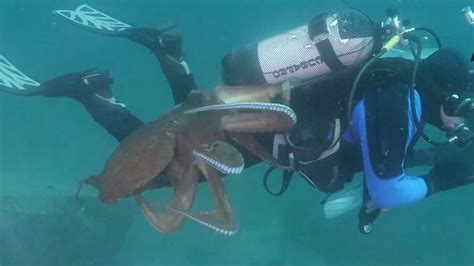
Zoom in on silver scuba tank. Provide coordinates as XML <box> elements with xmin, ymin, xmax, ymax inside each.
<box><xmin>221</xmin><ymin>10</ymin><xmax>378</xmax><ymax>86</ymax></box>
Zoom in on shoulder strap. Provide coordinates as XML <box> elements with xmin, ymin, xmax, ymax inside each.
<box><xmin>262</xmin><ymin>167</ymin><xmax>295</xmax><ymax>196</ymax></box>
<box><xmin>308</xmin><ymin>14</ymin><xmax>345</xmax><ymax>73</ymax></box>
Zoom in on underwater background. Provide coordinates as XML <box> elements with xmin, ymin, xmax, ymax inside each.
<box><xmin>0</xmin><ymin>0</ymin><xmax>473</xmax><ymax>265</ymax></box>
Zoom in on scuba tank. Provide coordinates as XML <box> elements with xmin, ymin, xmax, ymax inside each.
<box><xmin>221</xmin><ymin>10</ymin><xmax>379</xmax><ymax>86</ymax></box>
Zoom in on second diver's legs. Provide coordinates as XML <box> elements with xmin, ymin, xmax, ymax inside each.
<box><xmin>408</xmin><ymin>145</ymin><xmax>474</xmax><ymax>195</ymax></box>
<box><xmin>123</xmin><ymin>27</ymin><xmax>198</xmax><ymax>105</ymax></box>
<box><xmin>39</xmin><ymin>69</ymin><xmax>144</xmax><ymax>142</ymax></box>
<box><xmin>422</xmin><ymin>161</ymin><xmax>474</xmax><ymax>196</ymax></box>
<box><xmin>44</xmin><ymin>26</ymin><xmax>200</xmax><ymax>140</ymax></box>
<box><xmin>40</xmin><ymin>69</ymin><xmax>175</xmax><ymax>191</ymax></box>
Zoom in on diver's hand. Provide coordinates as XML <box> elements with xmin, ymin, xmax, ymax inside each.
<box><xmin>38</xmin><ymin>69</ymin><xmax>113</xmax><ymax>100</ymax></box>
<box><xmin>440</xmin><ymin>104</ymin><xmax>465</xmax><ymax>131</ymax></box>
<box><xmin>447</xmin><ymin>123</ymin><xmax>474</xmax><ymax>147</ymax></box>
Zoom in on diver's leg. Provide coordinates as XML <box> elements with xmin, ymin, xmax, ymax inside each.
<box><xmin>409</xmin><ymin>144</ymin><xmax>474</xmax><ymax>195</ymax></box>
<box><xmin>79</xmin><ymin>93</ymin><xmax>144</xmax><ymax>142</ymax></box>
<box><xmin>39</xmin><ymin>69</ymin><xmax>144</xmax><ymax>142</ymax></box>
<box><xmin>52</xmin><ymin>6</ymin><xmax>197</xmax><ymax>104</ymax></box>
<box><xmin>422</xmin><ymin>161</ymin><xmax>474</xmax><ymax>196</ymax></box>
<box><xmin>122</xmin><ymin>27</ymin><xmax>198</xmax><ymax>104</ymax></box>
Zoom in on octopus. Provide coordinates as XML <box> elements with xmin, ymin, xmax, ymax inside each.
<box><xmin>76</xmin><ymin>83</ymin><xmax>296</xmax><ymax>235</ymax></box>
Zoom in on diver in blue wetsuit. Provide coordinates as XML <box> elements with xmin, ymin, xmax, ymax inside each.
<box><xmin>282</xmin><ymin>48</ymin><xmax>474</xmax><ymax>233</ymax></box>
<box><xmin>343</xmin><ymin>8</ymin><xmax>474</xmax><ymax>224</ymax></box>
<box><xmin>347</xmin><ymin>49</ymin><xmax>472</xmax><ymax>208</ymax></box>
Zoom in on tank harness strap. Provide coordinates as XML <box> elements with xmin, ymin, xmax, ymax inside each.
<box><xmin>262</xmin><ymin>118</ymin><xmax>343</xmax><ymax>196</ymax></box>
<box><xmin>308</xmin><ymin>15</ymin><xmax>345</xmax><ymax>73</ymax></box>
<box><xmin>263</xmin><ymin>167</ymin><xmax>295</xmax><ymax>196</ymax></box>
<box><xmin>263</xmin><ymin>133</ymin><xmax>296</xmax><ymax>196</ymax></box>
<box><xmin>295</xmin><ymin>118</ymin><xmax>342</xmax><ymax>164</ymax></box>
<box><xmin>272</xmin><ymin>133</ymin><xmax>294</xmax><ymax>167</ymax></box>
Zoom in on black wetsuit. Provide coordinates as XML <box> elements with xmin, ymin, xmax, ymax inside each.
<box><xmin>81</xmin><ymin>67</ymin><xmax>197</xmax><ymax>142</ymax></box>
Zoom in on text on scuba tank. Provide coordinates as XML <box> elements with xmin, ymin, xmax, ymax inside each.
<box><xmin>263</xmin><ymin>56</ymin><xmax>324</xmax><ymax>78</ymax></box>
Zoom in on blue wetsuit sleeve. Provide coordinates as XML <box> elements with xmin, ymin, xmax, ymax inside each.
<box><xmin>352</xmin><ymin>86</ymin><xmax>428</xmax><ymax>209</ymax></box>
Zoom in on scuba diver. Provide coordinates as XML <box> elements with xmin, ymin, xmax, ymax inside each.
<box><xmin>1</xmin><ymin>4</ymin><xmax>473</xmax><ymax>234</ymax></box>
<box><xmin>216</xmin><ymin>6</ymin><xmax>474</xmax><ymax>232</ymax></box>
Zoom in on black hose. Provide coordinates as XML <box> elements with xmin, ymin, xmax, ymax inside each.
<box><xmin>408</xmin><ymin>38</ymin><xmax>450</xmax><ymax>146</ymax></box>
<box><xmin>407</xmin><ymin>29</ymin><xmax>450</xmax><ymax>146</ymax></box>
<box><xmin>346</xmin><ymin>49</ymin><xmax>386</xmax><ymax>138</ymax></box>
<box><xmin>346</xmin><ymin>26</ymin><xmax>449</xmax><ymax>146</ymax></box>
<box><xmin>411</xmin><ymin>27</ymin><xmax>442</xmax><ymax>49</ymax></box>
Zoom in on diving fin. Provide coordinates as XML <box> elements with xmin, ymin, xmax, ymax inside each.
<box><xmin>0</xmin><ymin>55</ymin><xmax>41</xmax><ymax>96</ymax></box>
<box><xmin>322</xmin><ymin>176</ymin><xmax>363</xmax><ymax>219</ymax></box>
<box><xmin>53</xmin><ymin>4</ymin><xmax>131</xmax><ymax>36</ymax></box>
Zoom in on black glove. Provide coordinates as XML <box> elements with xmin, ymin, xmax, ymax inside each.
<box><xmin>423</xmin><ymin>161</ymin><xmax>474</xmax><ymax>195</ymax></box>
<box><xmin>447</xmin><ymin>123</ymin><xmax>474</xmax><ymax>147</ymax></box>
<box><xmin>38</xmin><ymin>69</ymin><xmax>113</xmax><ymax>100</ymax></box>
<box><xmin>443</xmin><ymin>95</ymin><xmax>473</xmax><ymax>117</ymax></box>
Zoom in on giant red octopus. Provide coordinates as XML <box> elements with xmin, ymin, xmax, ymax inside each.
<box><xmin>77</xmin><ymin>83</ymin><xmax>296</xmax><ymax>235</ymax></box>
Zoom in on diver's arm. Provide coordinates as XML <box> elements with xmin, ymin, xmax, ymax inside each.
<box><xmin>353</xmin><ymin>85</ymin><xmax>428</xmax><ymax>209</ymax></box>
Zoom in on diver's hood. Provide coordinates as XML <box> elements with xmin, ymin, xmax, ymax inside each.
<box><xmin>417</xmin><ymin>48</ymin><xmax>473</xmax><ymax>127</ymax></box>
<box><xmin>418</xmin><ymin>48</ymin><xmax>472</xmax><ymax>98</ymax></box>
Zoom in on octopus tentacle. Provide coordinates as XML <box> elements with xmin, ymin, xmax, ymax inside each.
<box><xmin>135</xmin><ymin>195</ymin><xmax>169</xmax><ymax>233</ymax></box>
<box><xmin>75</xmin><ymin>175</ymin><xmax>103</xmax><ymax>200</ymax></box>
<box><xmin>216</xmin><ymin>84</ymin><xmax>282</xmax><ymax>104</ymax></box>
<box><xmin>185</xmin><ymin>102</ymin><xmax>296</xmax><ymax>134</ymax></box>
<box><xmin>221</xmin><ymin>112</ymin><xmax>294</xmax><ymax>133</ymax></box>
<box><xmin>192</xmin><ymin>141</ymin><xmax>244</xmax><ymax>175</ymax></box>
<box><xmin>169</xmin><ymin>204</ymin><xmax>238</xmax><ymax>236</ymax></box>
<box><xmin>135</xmin><ymin>164</ymin><xmax>199</xmax><ymax>233</ymax></box>
<box><xmin>185</xmin><ymin>102</ymin><xmax>297</xmax><ymax>123</ymax></box>
<box><xmin>168</xmin><ymin>148</ymin><xmax>239</xmax><ymax>235</ymax></box>
<box><xmin>228</xmin><ymin>133</ymin><xmax>280</xmax><ymax>166</ymax></box>
<box><xmin>193</xmin><ymin>150</ymin><xmax>244</xmax><ymax>174</ymax></box>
